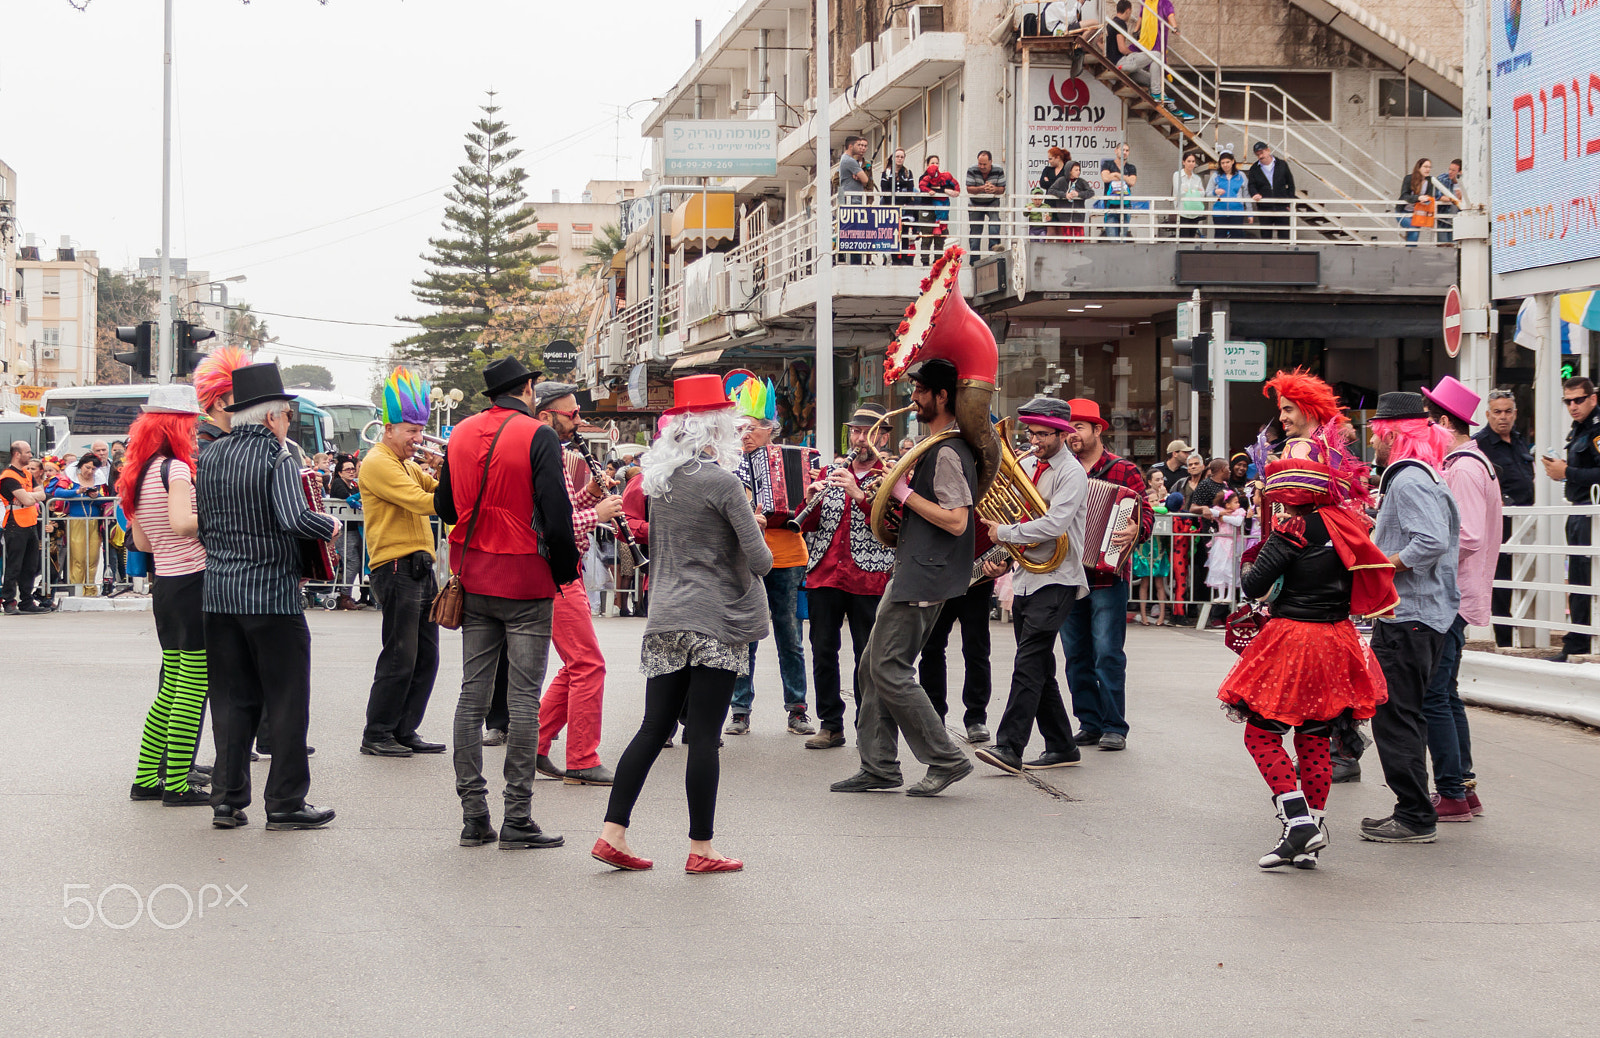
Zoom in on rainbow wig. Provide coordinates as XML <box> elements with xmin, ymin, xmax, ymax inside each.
<box><xmin>380</xmin><ymin>366</ymin><xmax>431</xmax><ymax>426</ymax></box>
<box><xmin>192</xmin><ymin>346</ymin><xmax>252</xmax><ymax>413</ymax></box>
<box><xmin>1263</xmin><ymin>369</ymin><xmax>1346</xmax><ymax>427</ymax></box>
<box><xmin>1369</xmin><ymin>417</ymin><xmax>1452</xmax><ymax>472</ymax></box>
<box><xmin>732</xmin><ymin>376</ymin><xmax>777</xmax><ymax>424</ymax></box>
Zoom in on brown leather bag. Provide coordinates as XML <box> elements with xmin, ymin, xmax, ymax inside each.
<box><xmin>430</xmin><ymin>415</ymin><xmax>516</xmax><ymax>630</ymax></box>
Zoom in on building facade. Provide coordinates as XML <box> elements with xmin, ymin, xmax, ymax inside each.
<box><xmin>587</xmin><ymin>0</ymin><xmax>1494</xmax><ymax>463</ymax></box>
<box><xmin>528</xmin><ymin>179</ymin><xmax>647</xmax><ymax>281</ymax></box>
<box><xmin>14</xmin><ymin>236</ymin><xmax>99</xmax><ymax>391</ymax></box>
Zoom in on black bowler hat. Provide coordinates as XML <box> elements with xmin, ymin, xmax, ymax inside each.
<box><xmin>224</xmin><ymin>363</ymin><xmax>298</xmax><ymax>413</ymax></box>
<box><xmin>482</xmin><ymin>356</ymin><xmax>540</xmax><ymax>398</ymax></box>
<box><xmin>1373</xmin><ymin>391</ymin><xmax>1429</xmax><ymax>420</ymax></box>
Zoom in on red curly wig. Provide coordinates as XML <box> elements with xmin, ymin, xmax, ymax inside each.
<box><xmin>1263</xmin><ymin>369</ymin><xmax>1346</xmax><ymax>427</ymax></box>
<box><xmin>119</xmin><ymin>412</ymin><xmax>198</xmax><ymax>514</ymax></box>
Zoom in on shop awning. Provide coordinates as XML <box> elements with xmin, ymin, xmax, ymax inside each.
<box><xmin>671</xmin><ymin>193</ymin><xmax>736</xmax><ymax>248</ymax></box>
<box><xmin>672</xmin><ymin>348</ymin><xmax>725</xmax><ymax>370</ymax></box>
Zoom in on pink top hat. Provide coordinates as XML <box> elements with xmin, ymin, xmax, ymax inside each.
<box><xmin>1421</xmin><ymin>375</ymin><xmax>1481</xmax><ymax>427</ymax></box>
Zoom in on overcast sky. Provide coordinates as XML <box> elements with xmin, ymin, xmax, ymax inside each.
<box><xmin>5</xmin><ymin>0</ymin><xmax>743</xmax><ymax>395</ymax></box>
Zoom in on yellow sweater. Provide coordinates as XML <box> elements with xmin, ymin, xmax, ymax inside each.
<box><xmin>358</xmin><ymin>441</ymin><xmax>438</xmax><ymax>567</ymax></box>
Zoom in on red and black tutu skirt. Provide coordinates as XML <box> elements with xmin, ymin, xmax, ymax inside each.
<box><xmin>1216</xmin><ymin>617</ymin><xmax>1387</xmax><ymax>726</ymax></box>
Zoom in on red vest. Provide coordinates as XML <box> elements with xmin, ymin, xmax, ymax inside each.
<box><xmin>446</xmin><ymin>406</ymin><xmax>554</xmax><ymax>597</ymax></box>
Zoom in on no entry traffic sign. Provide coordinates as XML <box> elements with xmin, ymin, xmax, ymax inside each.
<box><xmin>1443</xmin><ymin>285</ymin><xmax>1463</xmax><ymax>358</ymax></box>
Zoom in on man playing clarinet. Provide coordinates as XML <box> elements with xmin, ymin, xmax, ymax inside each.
<box><xmin>974</xmin><ymin>397</ymin><xmax>1090</xmax><ymax>775</ymax></box>
<box><xmin>796</xmin><ymin>403</ymin><xmax>895</xmax><ymax>749</ymax></box>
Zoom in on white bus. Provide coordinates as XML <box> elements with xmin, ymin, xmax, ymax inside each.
<box><xmin>292</xmin><ymin>390</ymin><xmax>380</xmax><ymax>456</ymax></box>
<box><xmin>42</xmin><ymin>385</ymin><xmax>336</xmax><ymax>457</ymax></box>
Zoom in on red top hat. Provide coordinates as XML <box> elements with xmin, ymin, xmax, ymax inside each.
<box><xmin>663</xmin><ymin>374</ymin><xmax>733</xmax><ymax>415</ymax></box>
<box><xmin>1065</xmin><ymin>397</ymin><xmax>1109</xmax><ymax>430</ymax></box>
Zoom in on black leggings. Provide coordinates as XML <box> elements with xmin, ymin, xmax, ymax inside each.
<box><xmin>604</xmin><ymin>666</ymin><xmax>735</xmax><ymax>841</ymax></box>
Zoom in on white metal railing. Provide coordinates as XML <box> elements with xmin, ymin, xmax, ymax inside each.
<box><xmin>1492</xmin><ymin>504</ymin><xmax>1600</xmax><ymax>647</ymax></box>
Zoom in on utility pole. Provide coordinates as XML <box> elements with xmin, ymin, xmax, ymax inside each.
<box><xmin>1210</xmin><ymin>307</ymin><xmax>1228</xmax><ymax>459</ymax></box>
<box><xmin>1456</xmin><ymin>0</ymin><xmax>1492</xmax><ymax>400</ymax></box>
<box><xmin>157</xmin><ymin>0</ymin><xmax>175</xmax><ymax>384</ymax></box>
<box><xmin>812</xmin><ymin>0</ymin><xmax>835</xmax><ymax>464</ymax></box>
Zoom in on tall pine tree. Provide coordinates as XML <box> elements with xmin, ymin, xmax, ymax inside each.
<box><xmin>396</xmin><ymin>94</ymin><xmax>550</xmax><ymax>409</ymax></box>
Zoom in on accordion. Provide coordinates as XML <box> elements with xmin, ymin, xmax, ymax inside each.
<box><xmin>1084</xmin><ymin>478</ymin><xmax>1141</xmax><ymax>576</ymax></box>
<box><xmin>298</xmin><ymin>468</ymin><xmax>338</xmax><ymax>582</ymax></box>
<box><xmin>740</xmin><ymin>445</ymin><xmax>812</xmax><ymax>527</ymax></box>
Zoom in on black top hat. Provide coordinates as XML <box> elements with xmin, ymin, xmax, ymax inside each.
<box><xmin>1373</xmin><ymin>391</ymin><xmax>1428</xmax><ymax>420</ymax></box>
<box><xmin>224</xmin><ymin>363</ymin><xmax>298</xmax><ymax>413</ymax></box>
<box><xmin>845</xmin><ymin>402</ymin><xmax>889</xmax><ymax>428</ymax></box>
<box><xmin>905</xmin><ymin>357</ymin><xmax>959</xmax><ymax>396</ymax></box>
<box><xmin>482</xmin><ymin>356</ymin><xmax>540</xmax><ymax>399</ymax></box>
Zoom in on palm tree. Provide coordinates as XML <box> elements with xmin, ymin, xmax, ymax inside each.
<box><xmin>579</xmin><ymin>223</ymin><xmax>626</xmax><ymax>278</ymax></box>
<box><xmin>224</xmin><ymin>303</ymin><xmax>274</xmax><ymax>351</ymax></box>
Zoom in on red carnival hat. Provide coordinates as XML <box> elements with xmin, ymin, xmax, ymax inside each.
<box><xmin>663</xmin><ymin>374</ymin><xmax>733</xmax><ymax>415</ymax></box>
<box><xmin>1263</xmin><ymin>458</ymin><xmax>1336</xmax><ymax>506</ymax></box>
<box><xmin>1065</xmin><ymin>397</ymin><xmax>1109</xmax><ymax>431</ymax></box>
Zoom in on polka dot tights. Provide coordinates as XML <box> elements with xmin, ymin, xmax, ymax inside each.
<box><xmin>1243</xmin><ymin>723</ymin><xmax>1331</xmax><ymax>811</ymax></box>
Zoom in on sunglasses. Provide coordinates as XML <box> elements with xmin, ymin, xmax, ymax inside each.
<box><xmin>1563</xmin><ymin>394</ymin><xmax>1594</xmax><ymax>406</ymax></box>
<box><xmin>545</xmin><ymin>407</ymin><xmax>582</xmax><ymax>419</ymax></box>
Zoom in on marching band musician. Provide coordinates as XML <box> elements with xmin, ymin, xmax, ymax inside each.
<box><xmin>830</xmin><ymin>358</ymin><xmax>977</xmax><ymax>797</ymax></box>
<box><xmin>796</xmin><ymin>403</ymin><xmax>895</xmax><ymax>750</ymax></box>
<box><xmin>433</xmin><ymin>357</ymin><xmax>578</xmax><ymax>850</ymax></box>
<box><xmin>357</xmin><ymin>368</ymin><xmax>445</xmax><ymax>759</ymax></box>
<box><xmin>974</xmin><ymin>397</ymin><xmax>1091</xmax><ymax>775</ymax></box>
<box><xmin>530</xmin><ymin>380</ymin><xmax>623</xmax><ymax>787</ymax></box>
<box><xmin>198</xmin><ymin>363</ymin><xmax>341</xmax><ymax>832</ymax></box>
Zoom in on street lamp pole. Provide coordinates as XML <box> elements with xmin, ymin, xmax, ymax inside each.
<box><xmin>157</xmin><ymin>0</ymin><xmax>174</xmax><ymax>385</ymax></box>
<box><xmin>812</xmin><ymin>0</ymin><xmax>835</xmax><ymax>465</ymax></box>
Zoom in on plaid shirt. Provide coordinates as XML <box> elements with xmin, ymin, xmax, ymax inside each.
<box><xmin>1084</xmin><ymin>450</ymin><xmax>1153</xmax><ymax>589</ymax></box>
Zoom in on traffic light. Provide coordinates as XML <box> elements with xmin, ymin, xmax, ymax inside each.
<box><xmin>1173</xmin><ymin>331</ymin><xmax>1211</xmax><ymax>394</ymax></box>
<box><xmin>114</xmin><ymin>321</ymin><xmax>155</xmax><ymax>379</ymax></box>
<box><xmin>174</xmin><ymin>321</ymin><xmax>217</xmax><ymax>378</ymax></box>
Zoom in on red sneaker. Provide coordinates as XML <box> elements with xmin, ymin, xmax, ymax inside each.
<box><xmin>1430</xmin><ymin>793</ymin><xmax>1473</xmax><ymax>822</ymax></box>
<box><xmin>1465</xmin><ymin>789</ymin><xmax>1483</xmax><ymax>816</ymax></box>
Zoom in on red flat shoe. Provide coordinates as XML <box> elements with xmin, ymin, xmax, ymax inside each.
<box><xmin>591</xmin><ymin>838</ymin><xmax>652</xmax><ymax>871</ymax></box>
<box><xmin>685</xmin><ymin>853</ymin><xmax>743</xmax><ymax>874</ymax></box>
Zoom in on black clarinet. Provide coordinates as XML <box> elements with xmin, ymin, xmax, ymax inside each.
<box><xmin>566</xmin><ymin>439</ymin><xmax>647</xmax><ymax>572</ymax></box>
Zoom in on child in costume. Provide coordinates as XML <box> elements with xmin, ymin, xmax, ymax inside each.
<box><xmin>1205</xmin><ymin>490</ymin><xmax>1247</xmax><ymax>601</ymax></box>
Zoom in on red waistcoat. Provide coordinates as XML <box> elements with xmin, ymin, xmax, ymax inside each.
<box><xmin>447</xmin><ymin>406</ymin><xmax>554</xmax><ymax>598</ymax></box>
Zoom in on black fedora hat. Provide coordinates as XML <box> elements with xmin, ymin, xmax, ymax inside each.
<box><xmin>482</xmin><ymin>356</ymin><xmax>540</xmax><ymax>399</ymax></box>
<box><xmin>224</xmin><ymin>363</ymin><xmax>298</xmax><ymax>413</ymax></box>
<box><xmin>1373</xmin><ymin>391</ymin><xmax>1428</xmax><ymax>421</ymax></box>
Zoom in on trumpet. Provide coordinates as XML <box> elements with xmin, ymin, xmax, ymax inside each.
<box><xmin>361</xmin><ymin>418</ymin><xmax>447</xmax><ymax>460</ymax></box>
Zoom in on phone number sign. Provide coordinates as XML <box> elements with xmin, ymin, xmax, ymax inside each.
<box><xmin>1015</xmin><ymin>67</ymin><xmax>1124</xmax><ymax>188</ymax></box>
<box><xmin>1490</xmin><ymin>0</ymin><xmax>1600</xmax><ymax>279</ymax></box>
<box><xmin>838</xmin><ymin>206</ymin><xmax>902</xmax><ymax>252</ymax></box>
<box><xmin>663</xmin><ymin>120</ymin><xmax>779</xmax><ymax>176</ymax></box>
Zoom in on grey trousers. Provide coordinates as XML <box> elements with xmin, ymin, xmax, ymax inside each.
<box><xmin>453</xmin><ymin>593</ymin><xmax>554</xmax><ymax>819</ymax></box>
<box><xmin>855</xmin><ymin>581</ymin><xmax>970</xmax><ymax>780</ymax></box>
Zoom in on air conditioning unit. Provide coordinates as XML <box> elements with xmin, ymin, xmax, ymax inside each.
<box><xmin>726</xmin><ymin>259</ymin><xmax>756</xmax><ymax>308</ymax></box>
<box><xmin>605</xmin><ymin>322</ymin><xmax>625</xmax><ymax>373</ymax></box>
<box><xmin>850</xmin><ymin>41</ymin><xmax>878</xmax><ymax>83</ymax></box>
<box><xmin>910</xmin><ymin>4</ymin><xmax>944</xmax><ymax>36</ymax></box>
<box><xmin>40</xmin><ymin>348</ymin><xmax>58</xmax><ymax>361</ymax></box>
<box><xmin>879</xmin><ymin>27</ymin><xmax>910</xmax><ymax>59</ymax></box>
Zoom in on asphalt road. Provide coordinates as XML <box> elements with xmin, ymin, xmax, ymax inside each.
<box><xmin>4</xmin><ymin>609</ymin><xmax>1598</xmax><ymax>1037</ymax></box>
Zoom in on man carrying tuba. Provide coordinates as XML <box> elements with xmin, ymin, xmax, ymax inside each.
<box><xmin>974</xmin><ymin>397</ymin><xmax>1091</xmax><ymax>775</ymax></box>
<box><xmin>830</xmin><ymin>358</ymin><xmax>978</xmax><ymax>798</ymax></box>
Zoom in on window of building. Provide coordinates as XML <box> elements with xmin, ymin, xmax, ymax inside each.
<box><xmin>42</xmin><ymin>273</ymin><xmax>61</xmax><ymax>296</ymax></box>
<box><xmin>572</xmin><ymin>233</ymin><xmax>593</xmax><ymax>251</ymax></box>
<box><xmin>42</xmin><ymin>327</ymin><xmax>61</xmax><ymax>346</ymax></box>
<box><xmin>1377</xmin><ymin>78</ymin><xmax>1462</xmax><ymax>119</ymax></box>
<box><xmin>900</xmin><ymin>96</ymin><xmax>925</xmax><ymax>149</ymax></box>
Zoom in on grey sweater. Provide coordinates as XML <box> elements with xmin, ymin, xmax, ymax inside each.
<box><xmin>642</xmin><ymin>462</ymin><xmax>774</xmax><ymax>645</ymax></box>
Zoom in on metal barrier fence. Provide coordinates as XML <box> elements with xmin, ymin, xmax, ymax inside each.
<box><xmin>1122</xmin><ymin>515</ymin><xmax>1246</xmax><ymax>625</ymax></box>
<box><xmin>1492</xmin><ymin>503</ymin><xmax>1600</xmax><ymax>649</ymax></box>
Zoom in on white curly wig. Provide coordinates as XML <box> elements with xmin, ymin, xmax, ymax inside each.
<box><xmin>641</xmin><ymin>408</ymin><xmax>743</xmax><ymax>497</ymax></box>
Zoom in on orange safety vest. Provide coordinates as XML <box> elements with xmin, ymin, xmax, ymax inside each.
<box><xmin>1</xmin><ymin>465</ymin><xmax>39</xmax><ymax>528</ymax></box>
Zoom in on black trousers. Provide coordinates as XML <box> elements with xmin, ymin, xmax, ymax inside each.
<box><xmin>1370</xmin><ymin>619</ymin><xmax>1446</xmax><ymax>830</ymax></box>
<box><xmin>1492</xmin><ymin>516</ymin><xmax>1515</xmax><ymax>647</ymax></box>
<box><xmin>2</xmin><ymin>522</ymin><xmax>41</xmax><ymax>604</ymax></box>
<box><xmin>605</xmin><ymin>666</ymin><xmax>736</xmax><ymax>841</ymax></box>
<box><xmin>206</xmin><ymin>612</ymin><xmax>314</xmax><ymax>814</ymax></box>
<box><xmin>363</xmin><ymin>553</ymin><xmax>441</xmax><ymax>742</ymax></box>
<box><xmin>1258</xmin><ymin>203</ymin><xmax>1291</xmax><ymax>240</ymax></box>
<box><xmin>918</xmin><ymin>579</ymin><xmax>993</xmax><ymax>727</ymax></box>
<box><xmin>1564</xmin><ymin>514</ymin><xmax>1592</xmax><ymax>656</ymax></box>
<box><xmin>807</xmin><ymin>585</ymin><xmax>880</xmax><ymax>733</ymax></box>
<box><xmin>994</xmin><ymin>584</ymin><xmax>1078</xmax><ymax>758</ymax></box>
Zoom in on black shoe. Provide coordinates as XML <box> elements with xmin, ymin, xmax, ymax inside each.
<box><xmin>974</xmin><ymin>746</ymin><xmax>1024</xmax><ymax>775</ymax></box>
<box><xmin>1023</xmin><ymin>749</ymin><xmax>1082</xmax><ymax>769</ymax></box>
<box><xmin>563</xmin><ymin>764</ymin><xmax>615</xmax><ymax>786</ymax></box>
<box><xmin>129</xmin><ymin>783</ymin><xmax>163</xmax><ymax>802</ymax></box>
<box><xmin>162</xmin><ymin>787</ymin><xmax>212</xmax><ymax>807</ymax></box>
<box><xmin>265</xmin><ymin>804</ymin><xmax>336</xmax><ymax>831</ymax></box>
<box><xmin>396</xmin><ymin>734</ymin><xmax>446</xmax><ymax>754</ymax></box>
<box><xmin>1</xmin><ymin>601</ymin><xmax>16</xmax><ymax>616</ymax></box>
<box><xmin>1330</xmin><ymin>758</ymin><xmax>1361</xmax><ymax>783</ymax></box>
<box><xmin>1073</xmin><ymin>730</ymin><xmax>1102</xmax><ymax>746</ymax></box>
<box><xmin>535</xmin><ymin>755</ymin><xmax>566</xmax><ymax>780</ymax></box>
<box><xmin>907</xmin><ymin>759</ymin><xmax>975</xmax><ymax>797</ymax></box>
<box><xmin>460</xmin><ymin>815</ymin><xmax>498</xmax><ymax>847</ymax></box>
<box><xmin>1098</xmin><ymin>733</ymin><xmax>1127</xmax><ymax>751</ymax></box>
<box><xmin>830</xmin><ymin>770</ymin><xmax>903</xmax><ymax>793</ymax></box>
<box><xmin>360</xmin><ymin>737</ymin><xmax>413</xmax><ymax>757</ymax></box>
<box><xmin>212</xmin><ymin>806</ymin><xmax>249</xmax><ymax>829</ymax></box>
<box><xmin>499</xmin><ymin>818</ymin><xmax>564</xmax><ymax>849</ymax></box>
<box><xmin>16</xmin><ymin>600</ymin><xmax>47</xmax><ymax>614</ymax></box>
<box><xmin>191</xmin><ymin>763</ymin><xmax>213</xmax><ymax>777</ymax></box>
<box><xmin>1359</xmin><ymin>815</ymin><xmax>1436</xmax><ymax>843</ymax></box>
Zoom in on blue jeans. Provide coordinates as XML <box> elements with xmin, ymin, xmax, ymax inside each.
<box><xmin>1423</xmin><ymin>614</ymin><xmax>1474</xmax><ymax>799</ymax></box>
<box><xmin>1398</xmin><ymin>215</ymin><xmax>1420</xmax><ymax>245</ymax></box>
<box><xmin>731</xmin><ymin>565</ymin><xmax>809</xmax><ymax>716</ymax></box>
<box><xmin>969</xmin><ymin>205</ymin><xmax>1001</xmax><ymax>254</ymax></box>
<box><xmin>1103</xmin><ymin>207</ymin><xmax>1127</xmax><ymax>238</ymax></box>
<box><xmin>1060</xmin><ymin>580</ymin><xmax>1130</xmax><ymax>737</ymax></box>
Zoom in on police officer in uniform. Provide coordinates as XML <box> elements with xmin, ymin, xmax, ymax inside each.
<box><xmin>1540</xmin><ymin>377</ymin><xmax>1600</xmax><ymax>660</ymax></box>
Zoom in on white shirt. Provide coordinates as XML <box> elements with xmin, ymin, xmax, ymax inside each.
<box><xmin>996</xmin><ymin>450</ymin><xmax>1090</xmax><ymax>598</ymax></box>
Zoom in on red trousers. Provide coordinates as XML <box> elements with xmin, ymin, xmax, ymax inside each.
<box><xmin>538</xmin><ymin>580</ymin><xmax>606</xmax><ymax>769</ymax></box>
